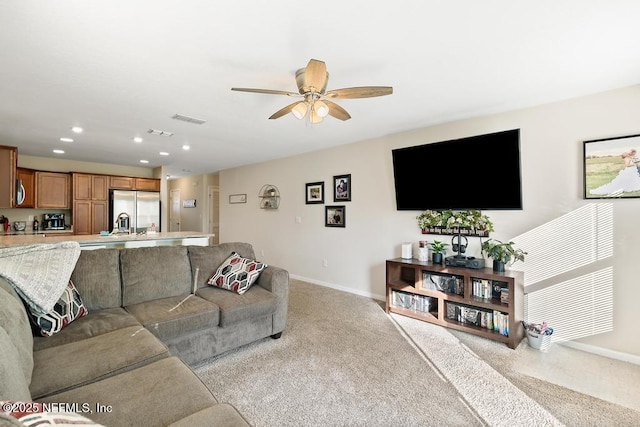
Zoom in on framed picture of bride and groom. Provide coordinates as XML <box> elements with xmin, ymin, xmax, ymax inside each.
<box><xmin>584</xmin><ymin>133</ymin><xmax>640</xmax><ymax>199</ymax></box>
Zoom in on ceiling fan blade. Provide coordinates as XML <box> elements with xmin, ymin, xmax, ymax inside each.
<box><xmin>301</xmin><ymin>59</ymin><xmax>328</xmax><ymax>93</ymax></box>
<box><xmin>325</xmin><ymin>86</ymin><xmax>393</xmax><ymax>99</ymax></box>
<box><xmin>231</xmin><ymin>87</ymin><xmax>299</xmax><ymax>97</ymax></box>
<box><xmin>268</xmin><ymin>102</ymin><xmax>300</xmax><ymax>120</ymax></box>
<box><xmin>323</xmin><ymin>100</ymin><xmax>351</xmax><ymax>121</ymax></box>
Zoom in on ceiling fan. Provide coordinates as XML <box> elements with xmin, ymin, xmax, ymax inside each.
<box><xmin>231</xmin><ymin>59</ymin><xmax>393</xmax><ymax>123</ymax></box>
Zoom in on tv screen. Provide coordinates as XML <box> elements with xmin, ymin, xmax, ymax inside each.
<box><xmin>392</xmin><ymin>129</ymin><xmax>522</xmax><ymax>210</ymax></box>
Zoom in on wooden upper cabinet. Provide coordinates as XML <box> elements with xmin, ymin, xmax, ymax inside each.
<box><xmin>134</xmin><ymin>177</ymin><xmax>160</xmax><ymax>191</ymax></box>
<box><xmin>110</xmin><ymin>175</ymin><xmax>159</xmax><ymax>191</ymax></box>
<box><xmin>109</xmin><ymin>176</ymin><xmax>134</xmax><ymax>190</ymax></box>
<box><xmin>16</xmin><ymin>168</ymin><xmax>35</xmax><ymax>208</ymax></box>
<box><xmin>0</xmin><ymin>145</ymin><xmax>17</xmax><ymax>208</ymax></box>
<box><xmin>36</xmin><ymin>171</ymin><xmax>70</xmax><ymax>209</ymax></box>
<box><xmin>73</xmin><ymin>173</ymin><xmax>108</xmax><ymax>201</ymax></box>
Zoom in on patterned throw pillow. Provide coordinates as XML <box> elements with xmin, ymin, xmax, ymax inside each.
<box><xmin>207</xmin><ymin>251</ymin><xmax>267</xmax><ymax>295</ymax></box>
<box><xmin>0</xmin><ymin>401</ymin><xmax>104</xmax><ymax>426</ymax></box>
<box><xmin>26</xmin><ymin>280</ymin><xmax>88</xmax><ymax>337</ymax></box>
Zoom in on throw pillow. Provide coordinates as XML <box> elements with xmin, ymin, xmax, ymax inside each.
<box><xmin>1</xmin><ymin>401</ymin><xmax>104</xmax><ymax>426</ymax></box>
<box><xmin>207</xmin><ymin>251</ymin><xmax>267</xmax><ymax>295</ymax></box>
<box><xmin>26</xmin><ymin>280</ymin><xmax>88</xmax><ymax>337</ymax></box>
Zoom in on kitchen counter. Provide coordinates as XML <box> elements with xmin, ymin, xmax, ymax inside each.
<box><xmin>0</xmin><ymin>231</ymin><xmax>214</xmax><ymax>249</ymax></box>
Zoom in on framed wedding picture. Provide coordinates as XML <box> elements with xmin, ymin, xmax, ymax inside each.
<box><xmin>584</xmin><ymin>134</ymin><xmax>640</xmax><ymax>199</ymax></box>
<box><xmin>305</xmin><ymin>182</ymin><xmax>324</xmax><ymax>204</ymax></box>
<box><xmin>333</xmin><ymin>174</ymin><xmax>351</xmax><ymax>202</ymax></box>
<box><xmin>325</xmin><ymin>205</ymin><xmax>345</xmax><ymax>227</ymax></box>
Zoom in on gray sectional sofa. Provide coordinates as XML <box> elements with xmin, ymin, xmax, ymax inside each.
<box><xmin>0</xmin><ymin>242</ymin><xmax>289</xmax><ymax>426</ymax></box>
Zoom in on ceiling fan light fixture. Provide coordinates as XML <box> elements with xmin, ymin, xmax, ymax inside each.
<box><xmin>309</xmin><ymin>109</ymin><xmax>323</xmax><ymax>124</ymax></box>
<box><xmin>291</xmin><ymin>101</ymin><xmax>308</xmax><ymax>120</ymax></box>
<box><xmin>313</xmin><ymin>100</ymin><xmax>329</xmax><ymax>118</ymax></box>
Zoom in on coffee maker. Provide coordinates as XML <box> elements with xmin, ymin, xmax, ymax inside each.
<box><xmin>43</xmin><ymin>213</ymin><xmax>65</xmax><ymax>230</ymax></box>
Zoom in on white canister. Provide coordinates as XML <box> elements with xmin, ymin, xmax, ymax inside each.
<box><xmin>417</xmin><ymin>247</ymin><xmax>429</xmax><ymax>261</ymax></box>
<box><xmin>401</xmin><ymin>242</ymin><xmax>413</xmax><ymax>259</ymax></box>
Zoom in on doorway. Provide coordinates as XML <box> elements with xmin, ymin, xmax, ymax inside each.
<box><xmin>170</xmin><ymin>189</ymin><xmax>181</xmax><ymax>232</ymax></box>
<box><xmin>207</xmin><ymin>185</ymin><xmax>219</xmax><ymax>244</ymax></box>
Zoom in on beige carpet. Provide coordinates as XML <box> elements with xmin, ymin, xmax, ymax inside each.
<box><xmin>194</xmin><ymin>280</ymin><xmax>640</xmax><ymax>426</ymax></box>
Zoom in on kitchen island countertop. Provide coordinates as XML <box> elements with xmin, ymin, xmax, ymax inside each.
<box><xmin>0</xmin><ymin>231</ymin><xmax>213</xmax><ymax>248</ymax></box>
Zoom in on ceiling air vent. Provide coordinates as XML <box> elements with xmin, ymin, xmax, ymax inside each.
<box><xmin>147</xmin><ymin>129</ymin><xmax>174</xmax><ymax>136</ymax></box>
<box><xmin>171</xmin><ymin>114</ymin><xmax>206</xmax><ymax>125</ymax></box>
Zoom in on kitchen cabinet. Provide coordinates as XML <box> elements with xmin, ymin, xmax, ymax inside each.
<box><xmin>73</xmin><ymin>173</ymin><xmax>108</xmax><ymax>201</ymax></box>
<box><xmin>16</xmin><ymin>168</ymin><xmax>35</xmax><ymax>208</ymax></box>
<box><xmin>73</xmin><ymin>200</ymin><xmax>108</xmax><ymax>235</ymax></box>
<box><xmin>72</xmin><ymin>173</ymin><xmax>109</xmax><ymax>235</ymax></box>
<box><xmin>110</xmin><ymin>175</ymin><xmax>160</xmax><ymax>191</ymax></box>
<box><xmin>109</xmin><ymin>176</ymin><xmax>134</xmax><ymax>190</ymax></box>
<box><xmin>0</xmin><ymin>145</ymin><xmax>17</xmax><ymax>208</ymax></box>
<box><xmin>35</xmin><ymin>172</ymin><xmax>70</xmax><ymax>209</ymax></box>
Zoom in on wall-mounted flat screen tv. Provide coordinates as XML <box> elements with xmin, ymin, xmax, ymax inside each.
<box><xmin>392</xmin><ymin>129</ymin><xmax>522</xmax><ymax>211</ymax></box>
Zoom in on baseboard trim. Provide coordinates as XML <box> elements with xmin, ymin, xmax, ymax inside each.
<box><xmin>559</xmin><ymin>340</ymin><xmax>640</xmax><ymax>366</ymax></box>
<box><xmin>289</xmin><ymin>274</ymin><xmax>386</xmax><ymax>302</ymax></box>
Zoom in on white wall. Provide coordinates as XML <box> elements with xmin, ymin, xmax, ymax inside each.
<box><xmin>220</xmin><ymin>84</ymin><xmax>640</xmax><ymax>358</ymax></box>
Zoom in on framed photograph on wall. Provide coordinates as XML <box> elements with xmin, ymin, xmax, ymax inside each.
<box><xmin>333</xmin><ymin>174</ymin><xmax>351</xmax><ymax>202</ymax></box>
<box><xmin>305</xmin><ymin>182</ymin><xmax>324</xmax><ymax>204</ymax></box>
<box><xmin>325</xmin><ymin>205</ymin><xmax>346</xmax><ymax>227</ymax></box>
<box><xmin>584</xmin><ymin>134</ymin><xmax>640</xmax><ymax>199</ymax></box>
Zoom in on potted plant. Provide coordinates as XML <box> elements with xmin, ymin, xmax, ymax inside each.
<box><xmin>428</xmin><ymin>240</ymin><xmax>448</xmax><ymax>264</ymax></box>
<box><xmin>481</xmin><ymin>239</ymin><xmax>527</xmax><ymax>272</ymax></box>
<box><xmin>417</xmin><ymin>210</ymin><xmax>443</xmax><ymax>233</ymax></box>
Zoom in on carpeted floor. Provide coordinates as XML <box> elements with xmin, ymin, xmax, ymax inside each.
<box><xmin>194</xmin><ymin>279</ymin><xmax>640</xmax><ymax>426</ymax></box>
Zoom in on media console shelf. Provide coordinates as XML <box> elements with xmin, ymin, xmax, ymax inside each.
<box><xmin>385</xmin><ymin>258</ymin><xmax>524</xmax><ymax>349</ymax></box>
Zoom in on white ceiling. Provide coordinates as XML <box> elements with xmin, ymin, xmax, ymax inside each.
<box><xmin>2</xmin><ymin>1</ymin><xmax>640</xmax><ymax>178</ymax></box>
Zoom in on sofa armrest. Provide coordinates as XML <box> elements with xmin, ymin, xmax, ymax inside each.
<box><xmin>256</xmin><ymin>265</ymin><xmax>289</xmax><ymax>335</ymax></box>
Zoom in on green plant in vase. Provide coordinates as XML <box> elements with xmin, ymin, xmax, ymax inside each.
<box><xmin>428</xmin><ymin>240</ymin><xmax>448</xmax><ymax>264</ymax></box>
<box><xmin>481</xmin><ymin>239</ymin><xmax>527</xmax><ymax>272</ymax></box>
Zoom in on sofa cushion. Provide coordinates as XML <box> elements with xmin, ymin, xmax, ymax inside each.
<box><xmin>196</xmin><ymin>285</ymin><xmax>278</xmax><ymax>327</ymax></box>
<box><xmin>207</xmin><ymin>252</ymin><xmax>267</xmax><ymax>295</ymax></box>
<box><xmin>0</xmin><ymin>328</ymin><xmax>32</xmax><ymax>401</ymax></box>
<box><xmin>126</xmin><ymin>294</ymin><xmax>220</xmax><ymax>341</ymax></box>
<box><xmin>71</xmin><ymin>248</ymin><xmax>121</xmax><ymax>310</ymax></box>
<box><xmin>30</xmin><ymin>326</ymin><xmax>168</xmax><ymax>399</ymax></box>
<box><xmin>32</xmin><ymin>308</ymin><xmax>141</xmax><ymax>352</ymax></box>
<box><xmin>188</xmin><ymin>243</ymin><xmax>257</xmax><ymax>290</ymax></box>
<box><xmin>26</xmin><ymin>280</ymin><xmax>88</xmax><ymax>337</ymax></box>
<box><xmin>121</xmin><ymin>246</ymin><xmax>193</xmax><ymax>306</ymax></box>
<box><xmin>0</xmin><ymin>278</ymin><xmax>34</xmax><ymax>385</ymax></box>
<box><xmin>38</xmin><ymin>357</ymin><xmax>219</xmax><ymax>427</ymax></box>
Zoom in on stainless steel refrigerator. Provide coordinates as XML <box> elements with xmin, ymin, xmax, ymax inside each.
<box><xmin>109</xmin><ymin>190</ymin><xmax>161</xmax><ymax>233</ymax></box>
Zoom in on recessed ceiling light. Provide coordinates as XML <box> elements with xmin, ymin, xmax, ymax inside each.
<box><xmin>182</xmin><ymin>145</ymin><xmax>190</xmax><ymax>150</ymax></box>
<box><xmin>60</xmin><ymin>137</ymin><xmax>73</xmax><ymax>142</ymax></box>
<box><xmin>133</xmin><ymin>137</ymin><xmax>143</xmax><ymax>143</ymax></box>
<box><xmin>71</xmin><ymin>127</ymin><xmax>83</xmax><ymax>133</ymax></box>
<box><xmin>140</xmin><ymin>160</ymin><xmax>149</xmax><ymax>164</ymax></box>
<box><xmin>159</xmin><ymin>151</ymin><xmax>169</xmax><ymax>156</ymax></box>
<box><xmin>53</xmin><ymin>149</ymin><xmax>65</xmax><ymax>154</ymax></box>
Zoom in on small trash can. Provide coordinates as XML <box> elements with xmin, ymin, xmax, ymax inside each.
<box><xmin>523</xmin><ymin>321</ymin><xmax>553</xmax><ymax>351</ymax></box>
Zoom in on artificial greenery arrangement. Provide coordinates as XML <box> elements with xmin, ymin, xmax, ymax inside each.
<box><xmin>417</xmin><ymin>210</ymin><xmax>494</xmax><ymax>234</ymax></box>
<box><xmin>481</xmin><ymin>239</ymin><xmax>527</xmax><ymax>264</ymax></box>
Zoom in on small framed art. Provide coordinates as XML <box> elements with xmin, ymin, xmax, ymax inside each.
<box><xmin>305</xmin><ymin>182</ymin><xmax>324</xmax><ymax>204</ymax></box>
<box><xmin>333</xmin><ymin>174</ymin><xmax>351</xmax><ymax>202</ymax></box>
<box><xmin>325</xmin><ymin>205</ymin><xmax>345</xmax><ymax>227</ymax></box>
<box><xmin>229</xmin><ymin>194</ymin><xmax>247</xmax><ymax>204</ymax></box>
<box><xmin>584</xmin><ymin>133</ymin><xmax>640</xmax><ymax>199</ymax></box>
